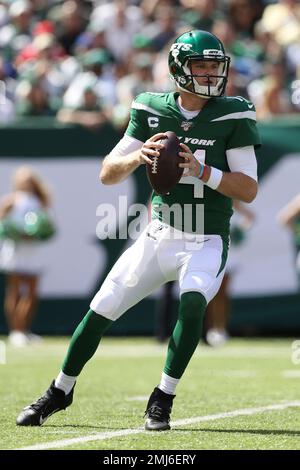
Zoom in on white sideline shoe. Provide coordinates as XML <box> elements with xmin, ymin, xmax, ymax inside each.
<box><xmin>9</xmin><ymin>330</ymin><xmax>29</xmax><ymax>348</ymax></box>
<box><xmin>206</xmin><ymin>328</ymin><xmax>229</xmax><ymax>348</ymax></box>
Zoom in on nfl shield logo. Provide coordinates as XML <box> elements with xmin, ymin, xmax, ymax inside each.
<box><xmin>181</xmin><ymin>121</ymin><xmax>193</xmax><ymax>131</ymax></box>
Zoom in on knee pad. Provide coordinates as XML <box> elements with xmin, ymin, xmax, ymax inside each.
<box><xmin>90</xmin><ymin>278</ymin><xmax>124</xmax><ymax>321</ymax></box>
<box><xmin>179</xmin><ymin>291</ymin><xmax>207</xmax><ymax>322</ymax></box>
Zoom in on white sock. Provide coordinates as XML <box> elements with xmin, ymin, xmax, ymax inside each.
<box><xmin>158</xmin><ymin>372</ymin><xmax>179</xmax><ymax>395</ymax></box>
<box><xmin>55</xmin><ymin>371</ymin><xmax>77</xmax><ymax>395</ymax></box>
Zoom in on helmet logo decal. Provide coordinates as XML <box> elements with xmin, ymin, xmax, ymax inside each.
<box><xmin>202</xmin><ymin>49</ymin><xmax>224</xmax><ymax>57</ymax></box>
<box><xmin>170</xmin><ymin>43</ymin><xmax>193</xmax><ymax>64</ymax></box>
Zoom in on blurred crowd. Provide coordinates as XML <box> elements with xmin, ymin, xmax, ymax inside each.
<box><xmin>0</xmin><ymin>0</ymin><xmax>300</xmax><ymax>130</ymax></box>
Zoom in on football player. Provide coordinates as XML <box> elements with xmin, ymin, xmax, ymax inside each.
<box><xmin>16</xmin><ymin>30</ymin><xmax>260</xmax><ymax>431</ymax></box>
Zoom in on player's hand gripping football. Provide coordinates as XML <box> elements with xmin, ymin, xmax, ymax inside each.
<box><xmin>179</xmin><ymin>143</ymin><xmax>203</xmax><ymax>177</ymax></box>
<box><xmin>138</xmin><ymin>133</ymin><xmax>167</xmax><ymax>165</ymax></box>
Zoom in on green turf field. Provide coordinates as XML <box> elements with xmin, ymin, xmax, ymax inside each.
<box><xmin>1</xmin><ymin>337</ymin><xmax>300</xmax><ymax>450</ymax></box>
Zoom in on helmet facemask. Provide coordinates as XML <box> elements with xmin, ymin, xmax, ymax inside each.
<box><xmin>179</xmin><ymin>57</ymin><xmax>230</xmax><ymax>98</ymax></box>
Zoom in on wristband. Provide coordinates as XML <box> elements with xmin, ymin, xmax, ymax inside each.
<box><xmin>205</xmin><ymin>166</ymin><xmax>223</xmax><ymax>190</ymax></box>
<box><xmin>198</xmin><ymin>164</ymin><xmax>205</xmax><ymax>179</ymax></box>
<box><xmin>202</xmin><ymin>164</ymin><xmax>208</xmax><ymax>180</ymax></box>
<box><xmin>199</xmin><ymin>164</ymin><xmax>208</xmax><ymax>181</ymax></box>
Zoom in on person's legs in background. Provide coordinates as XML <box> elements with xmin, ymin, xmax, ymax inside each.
<box><xmin>5</xmin><ymin>272</ymin><xmax>40</xmax><ymax>346</ymax></box>
<box><xmin>20</xmin><ymin>274</ymin><xmax>40</xmax><ymax>342</ymax></box>
<box><xmin>155</xmin><ymin>281</ymin><xmax>175</xmax><ymax>342</ymax></box>
<box><xmin>4</xmin><ymin>273</ymin><xmax>20</xmax><ymax>333</ymax></box>
<box><xmin>204</xmin><ymin>273</ymin><xmax>230</xmax><ymax>347</ymax></box>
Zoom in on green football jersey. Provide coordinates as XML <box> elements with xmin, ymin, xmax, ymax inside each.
<box><xmin>125</xmin><ymin>92</ymin><xmax>261</xmax><ymax>237</ymax></box>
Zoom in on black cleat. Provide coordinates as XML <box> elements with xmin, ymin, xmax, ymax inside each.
<box><xmin>144</xmin><ymin>387</ymin><xmax>175</xmax><ymax>431</ymax></box>
<box><xmin>16</xmin><ymin>380</ymin><xmax>74</xmax><ymax>426</ymax></box>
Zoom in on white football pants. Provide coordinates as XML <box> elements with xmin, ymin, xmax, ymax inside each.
<box><xmin>90</xmin><ymin>220</ymin><xmax>228</xmax><ymax>321</ymax></box>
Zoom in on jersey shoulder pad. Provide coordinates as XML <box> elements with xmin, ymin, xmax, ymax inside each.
<box><xmin>131</xmin><ymin>92</ymin><xmax>168</xmax><ymax>115</ymax></box>
<box><xmin>210</xmin><ymin>96</ymin><xmax>257</xmax><ymax>122</ymax></box>
<box><xmin>221</xmin><ymin>96</ymin><xmax>256</xmax><ymax>113</ymax></box>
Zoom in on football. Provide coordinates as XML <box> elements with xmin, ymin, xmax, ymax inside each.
<box><xmin>146</xmin><ymin>131</ymin><xmax>183</xmax><ymax>195</ymax></box>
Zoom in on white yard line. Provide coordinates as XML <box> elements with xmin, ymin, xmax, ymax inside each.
<box><xmin>126</xmin><ymin>396</ymin><xmax>149</xmax><ymax>402</ymax></box>
<box><xmin>18</xmin><ymin>400</ymin><xmax>300</xmax><ymax>450</ymax></box>
<box><xmin>214</xmin><ymin>370</ymin><xmax>258</xmax><ymax>378</ymax></box>
<box><xmin>7</xmin><ymin>343</ymin><xmax>292</xmax><ymax>361</ymax></box>
<box><xmin>282</xmin><ymin>370</ymin><xmax>300</xmax><ymax>378</ymax></box>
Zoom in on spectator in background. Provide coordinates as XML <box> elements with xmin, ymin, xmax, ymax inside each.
<box><xmin>212</xmin><ymin>18</ymin><xmax>236</xmax><ymax>52</ymax></box>
<box><xmin>228</xmin><ymin>0</ymin><xmax>263</xmax><ymax>38</ymax></box>
<box><xmin>28</xmin><ymin>0</ymin><xmax>58</xmax><ymax>21</ymax></box>
<box><xmin>204</xmin><ymin>201</ymin><xmax>255</xmax><ymax>347</ymax></box>
<box><xmin>140</xmin><ymin>0</ymin><xmax>180</xmax><ymax>20</ymax></box>
<box><xmin>142</xmin><ymin>5</ymin><xmax>178</xmax><ymax>52</ymax></box>
<box><xmin>152</xmin><ymin>41</ymin><xmax>174</xmax><ymax>92</ymax></box>
<box><xmin>180</xmin><ymin>0</ymin><xmax>220</xmax><ymax>31</ymax></box>
<box><xmin>15</xmin><ymin>75</ymin><xmax>57</xmax><ymax>116</ymax></box>
<box><xmin>28</xmin><ymin>33</ymin><xmax>66</xmax><ymax>98</ymax></box>
<box><xmin>56</xmin><ymin>0</ymin><xmax>87</xmax><ymax>55</ymax></box>
<box><xmin>260</xmin><ymin>0</ymin><xmax>300</xmax><ymax>48</ymax></box>
<box><xmin>90</xmin><ymin>0</ymin><xmax>144</xmax><ymax>65</ymax></box>
<box><xmin>0</xmin><ymin>2</ymin><xmax>9</xmax><ymax>28</ymax></box>
<box><xmin>248</xmin><ymin>59</ymin><xmax>293</xmax><ymax>120</ymax></box>
<box><xmin>113</xmin><ymin>52</ymin><xmax>155</xmax><ymax>129</ymax></box>
<box><xmin>0</xmin><ymin>0</ymin><xmax>298</xmax><ymax>126</ymax></box>
<box><xmin>0</xmin><ymin>0</ymin><xmax>33</xmax><ymax>59</ymax></box>
<box><xmin>0</xmin><ymin>166</ymin><xmax>54</xmax><ymax>347</ymax></box>
<box><xmin>253</xmin><ymin>19</ymin><xmax>283</xmax><ymax>65</ymax></box>
<box><xmin>225</xmin><ymin>64</ymin><xmax>245</xmax><ymax>97</ymax></box>
<box><xmin>14</xmin><ymin>30</ymin><xmax>67</xmax><ymax>101</ymax></box>
<box><xmin>62</xmin><ymin>47</ymin><xmax>116</xmax><ymax>114</ymax></box>
<box><xmin>74</xmin><ymin>22</ymin><xmax>108</xmax><ymax>56</ymax></box>
<box><xmin>57</xmin><ymin>85</ymin><xmax>108</xmax><ymax>130</ymax></box>
<box><xmin>0</xmin><ymin>56</ymin><xmax>16</xmax><ymax>123</ymax></box>
<box><xmin>214</xmin><ymin>3</ymin><xmax>265</xmax><ymax>94</ymax></box>
<box><xmin>277</xmin><ymin>194</ymin><xmax>300</xmax><ymax>287</ymax></box>
<box><xmin>212</xmin><ymin>20</ymin><xmax>252</xmax><ymax>96</ymax></box>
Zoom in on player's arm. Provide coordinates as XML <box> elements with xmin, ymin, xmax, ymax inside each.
<box><xmin>100</xmin><ymin>133</ymin><xmax>166</xmax><ymax>185</ymax></box>
<box><xmin>179</xmin><ymin>144</ymin><xmax>258</xmax><ymax>203</ymax></box>
<box><xmin>277</xmin><ymin>194</ymin><xmax>300</xmax><ymax>229</ymax></box>
<box><xmin>212</xmin><ymin>170</ymin><xmax>257</xmax><ymax>203</ymax></box>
